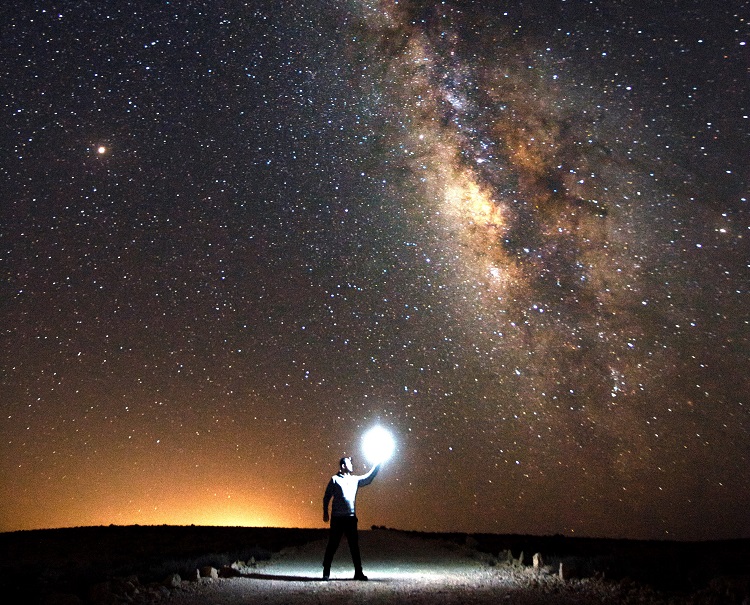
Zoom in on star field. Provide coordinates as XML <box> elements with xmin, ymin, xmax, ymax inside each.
<box><xmin>1</xmin><ymin>0</ymin><xmax>748</xmax><ymax>540</ymax></box>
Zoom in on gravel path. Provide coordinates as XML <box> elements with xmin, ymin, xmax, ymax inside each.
<box><xmin>160</xmin><ymin>530</ymin><xmax>667</xmax><ymax>605</ymax></box>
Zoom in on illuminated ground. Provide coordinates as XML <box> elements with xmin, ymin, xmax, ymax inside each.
<box><xmin>165</xmin><ymin>530</ymin><xmax>653</xmax><ymax>605</ymax></box>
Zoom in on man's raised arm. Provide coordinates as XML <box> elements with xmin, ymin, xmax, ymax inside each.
<box><xmin>357</xmin><ymin>462</ymin><xmax>381</xmax><ymax>487</ymax></box>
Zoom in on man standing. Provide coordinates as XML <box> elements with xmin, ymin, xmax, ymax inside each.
<box><xmin>322</xmin><ymin>456</ymin><xmax>380</xmax><ymax>580</ymax></box>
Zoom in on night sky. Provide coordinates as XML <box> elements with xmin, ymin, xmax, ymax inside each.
<box><xmin>1</xmin><ymin>0</ymin><xmax>748</xmax><ymax>540</ymax></box>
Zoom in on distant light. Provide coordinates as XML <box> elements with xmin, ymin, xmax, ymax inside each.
<box><xmin>97</xmin><ymin>146</ymin><xmax>107</xmax><ymax>154</ymax></box>
<box><xmin>362</xmin><ymin>426</ymin><xmax>395</xmax><ymax>464</ymax></box>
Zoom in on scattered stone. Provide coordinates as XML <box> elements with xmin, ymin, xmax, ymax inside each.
<box><xmin>230</xmin><ymin>558</ymin><xmax>257</xmax><ymax>574</ymax></box>
<box><xmin>533</xmin><ymin>553</ymin><xmax>544</xmax><ymax>569</ymax></box>
<box><xmin>110</xmin><ymin>576</ymin><xmax>139</xmax><ymax>597</ymax></box>
<box><xmin>499</xmin><ymin>550</ymin><xmax>527</xmax><ymax>567</ymax></box>
<box><xmin>142</xmin><ymin>583</ymin><xmax>172</xmax><ymax>601</ymax></box>
<box><xmin>83</xmin><ymin>576</ymin><xmax>146</xmax><ymax>605</ymax></box>
<box><xmin>706</xmin><ymin>575</ymin><xmax>750</xmax><ymax>603</ymax></box>
<box><xmin>199</xmin><ymin>565</ymin><xmax>219</xmax><ymax>579</ymax></box>
<box><xmin>162</xmin><ymin>573</ymin><xmax>181</xmax><ymax>589</ymax></box>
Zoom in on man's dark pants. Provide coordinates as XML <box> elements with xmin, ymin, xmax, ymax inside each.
<box><xmin>323</xmin><ymin>515</ymin><xmax>362</xmax><ymax>574</ymax></box>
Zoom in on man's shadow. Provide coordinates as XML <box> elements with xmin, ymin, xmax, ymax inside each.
<box><xmin>243</xmin><ymin>572</ymin><xmax>320</xmax><ymax>582</ymax></box>
<box><xmin>241</xmin><ymin>572</ymin><xmax>385</xmax><ymax>582</ymax></box>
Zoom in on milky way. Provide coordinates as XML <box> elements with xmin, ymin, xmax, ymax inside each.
<box><xmin>1</xmin><ymin>0</ymin><xmax>748</xmax><ymax>540</ymax></box>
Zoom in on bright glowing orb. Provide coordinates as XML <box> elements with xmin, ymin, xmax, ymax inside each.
<box><xmin>362</xmin><ymin>426</ymin><xmax>395</xmax><ymax>464</ymax></box>
<box><xmin>97</xmin><ymin>146</ymin><xmax>107</xmax><ymax>154</ymax></box>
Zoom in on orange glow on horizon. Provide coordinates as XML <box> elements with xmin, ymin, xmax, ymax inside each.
<box><xmin>2</xmin><ymin>503</ymin><xmax>304</xmax><ymax>532</ymax></box>
<box><xmin>0</xmin><ymin>471</ymin><xmax>318</xmax><ymax>532</ymax></box>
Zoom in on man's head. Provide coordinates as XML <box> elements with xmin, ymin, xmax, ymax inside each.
<box><xmin>339</xmin><ymin>456</ymin><xmax>353</xmax><ymax>474</ymax></box>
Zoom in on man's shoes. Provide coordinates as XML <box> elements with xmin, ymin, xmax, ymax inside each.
<box><xmin>322</xmin><ymin>574</ymin><xmax>330</xmax><ymax>581</ymax></box>
<box><xmin>353</xmin><ymin>572</ymin><xmax>368</xmax><ymax>581</ymax></box>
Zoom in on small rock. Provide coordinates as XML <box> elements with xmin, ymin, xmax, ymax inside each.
<box><xmin>162</xmin><ymin>573</ymin><xmax>181</xmax><ymax>589</ymax></box>
<box><xmin>199</xmin><ymin>566</ymin><xmax>219</xmax><ymax>580</ymax></box>
<box><xmin>111</xmin><ymin>577</ymin><xmax>139</xmax><ymax>597</ymax></box>
<box><xmin>144</xmin><ymin>584</ymin><xmax>172</xmax><ymax>600</ymax></box>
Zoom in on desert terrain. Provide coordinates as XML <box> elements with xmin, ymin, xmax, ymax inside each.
<box><xmin>1</xmin><ymin>525</ymin><xmax>749</xmax><ymax>604</ymax></box>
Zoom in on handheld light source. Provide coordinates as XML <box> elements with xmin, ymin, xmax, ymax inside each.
<box><xmin>362</xmin><ymin>425</ymin><xmax>396</xmax><ymax>464</ymax></box>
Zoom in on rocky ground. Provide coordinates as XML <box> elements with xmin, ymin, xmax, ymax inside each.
<box><xmin>67</xmin><ymin>531</ymin><xmax>750</xmax><ymax>604</ymax></box>
<box><xmin>159</xmin><ymin>530</ymin><xmax>665</xmax><ymax>605</ymax></box>
<box><xmin>4</xmin><ymin>527</ymin><xmax>749</xmax><ymax>605</ymax></box>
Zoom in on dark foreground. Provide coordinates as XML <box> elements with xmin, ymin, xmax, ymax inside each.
<box><xmin>1</xmin><ymin>525</ymin><xmax>749</xmax><ymax>604</ymax></box>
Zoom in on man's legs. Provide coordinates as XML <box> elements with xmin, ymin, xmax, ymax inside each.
<box><xmin>323</xmin><ymin>516</ymin><xmax>367</xmax><ymax>580</ymax></box>
<box><xmin>322</xmin><ymin>517</ymin><xmax>345</xmax><ymax>579</ymax></box>
<box><xmin>342</xmin><ymin>516</ymin><xmax>367</xmax><ymax>580</ymax></box>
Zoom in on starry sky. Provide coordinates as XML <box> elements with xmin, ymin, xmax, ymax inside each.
<box><xmin>1</xmin><ymin>0</ymin><xmax>748</xmax><ymax>541</ymax></box>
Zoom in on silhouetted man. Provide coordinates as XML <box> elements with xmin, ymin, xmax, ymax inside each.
<box><xmin>322</xmin><ymin>456</ymin><xmax>380</xmax><ymax>580</ymax></box>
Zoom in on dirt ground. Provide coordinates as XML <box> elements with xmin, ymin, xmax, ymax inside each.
<box><xmin>162</xmin><ymin>530</ymin><xmax>672</xmax><ymax>605</ymax></box>
<box><xmin>6</xmin><ymin>526</ymin><xmax>746</xmax><ymax>604</ymax></box>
